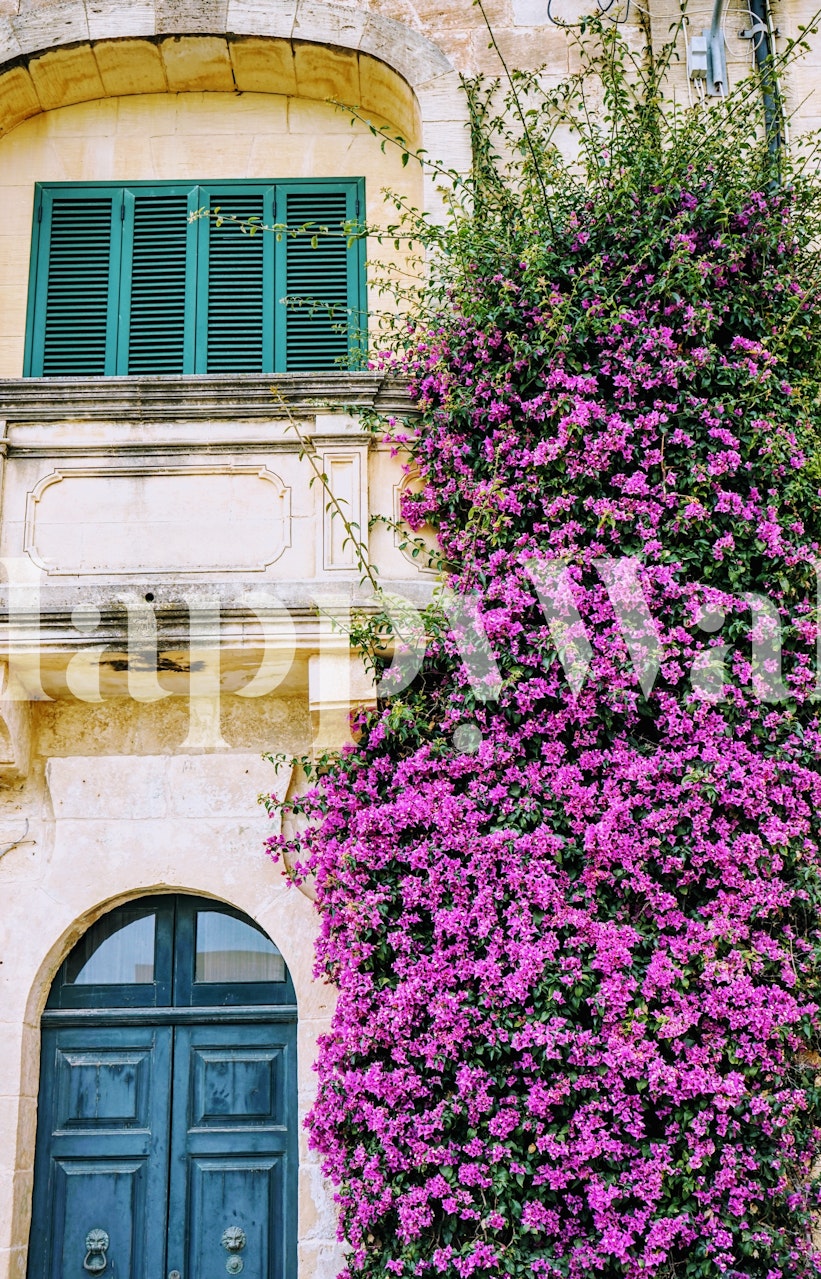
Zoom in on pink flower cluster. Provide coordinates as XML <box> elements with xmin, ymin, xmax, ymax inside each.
<box><xmin>269</xmin><ymin>176</ymin><xmax>821</xmax><ymax>1278</ymax></box>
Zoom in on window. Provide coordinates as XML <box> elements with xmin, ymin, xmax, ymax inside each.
<box><xmin>24</xmin><ymin>179</ymin><xmax>366</xmax><ymax>377</ymax></box>
<box><xmin>195</xmin><ymin>910</ymin><xmax>286</xmax><ymax>984</ymax></box>
<box><xmin>47</xmin><ymin>895</ymin><xmax>296</xmax><ymax>1009</ymax></box>
<box><xmin>65</xmin><ymin>907</ymin><xmax>157</xmax><ymax>986</ymax></box>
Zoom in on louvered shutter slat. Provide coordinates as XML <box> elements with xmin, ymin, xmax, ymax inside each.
<box><xmin>284</xmin><ymin>191</ymin><xmax>350</xmax><ymax>371</ymax></box>
<box><xmin>206</xmin><ymin>195</ymin><xmax>265</xmax><ymax>373</ymax></box>
<box><xmin>127</xmin><ymin>194</ymin><xmax>189</xmax><ymax>375</ymax></box>
<box><xmin>41</xmin><ymin>198</ymin><xmax>114</xmax><ymax>377</ymax></box>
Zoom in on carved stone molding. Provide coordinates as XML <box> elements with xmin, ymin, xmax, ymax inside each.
<box><xmin>319</xmin><ymin>447</ymin><xmax>369</xmax><ymax>572</ymax></box>
<box><xmin>393</xmin><ymin>468</ymin><xmax>439</xmax><ymax>577</ymax></box>
<box><xmin>24</xmin><ymin>463</ymin><xmax>292</xmax><ymax>576</ymax></box>
<box><xmin>0</xmin><ymin>661</ymin><xmax>31</xmax><ymax>780</ymax></box>
<box><xmin>0</xmin><ymin>373</ymin><xmax>414</xmax><ymax>424</ymax></box>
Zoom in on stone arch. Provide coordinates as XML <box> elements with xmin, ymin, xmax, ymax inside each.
<box><xmin>4</xmin><ymin>748</ymin><xmax>334</xmax><ymax>1272</ymax></box>
<box><xmin>0</xmin><ymin>0</ymin><xmax>471</xmax><ymax>211</ymax></box>
<box><xmin>20</xmin><ymin>881</ymin><xmax>316</xmax><ymax>1032</ymax></box>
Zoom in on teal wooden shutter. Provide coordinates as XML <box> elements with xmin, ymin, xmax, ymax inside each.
<box><xmin>277</xmin><ymin>184</ymin><xmax>362</xmax><ymax>371</ymax></box>
<box><xmin>28</xmin><ymin>190</ymin><xmax>121</xmax><ymax>377</ymax></box>
<box><xmin>198</xmin><ymin>188</ymin><xmax>274</xmax><ymax>373</ymax></box>
<box><xmin>119</xmin><ymin>188</ymin><xmax>197</xmax><ymax>375</ymax></box>
<box><xmin>25</xmin><ymin>179</ymin><xmax>366</xmax><ymax>378</ymax></box>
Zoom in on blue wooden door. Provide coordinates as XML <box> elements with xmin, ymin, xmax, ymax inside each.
<box><xmin>28</xmin><ymin>896</ymin><xmax>298</xmax><ymax>1279</ymax></box>
<box><xmin>27</xmin><ymin>1025</ymin><xmax>172</xmax><ymax>1279</ymax></box>
<box><xmin>166</xmin><ymin>1023</ymin><xmax>298</xmax><ymax>1279</ymax></box>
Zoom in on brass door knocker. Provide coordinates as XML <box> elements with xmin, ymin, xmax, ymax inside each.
<box><xmin>83</xmin><ymin>1229</ymin><xmax>110</xmax><ymax>1274</ymax></box>
<box><xmin>221</xmin><ymin>1226</ymin><xmax>247</xmax><ymax>1275</ymax></box>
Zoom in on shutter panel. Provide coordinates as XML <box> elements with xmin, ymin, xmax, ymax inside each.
<box><xmin>283</xmin><ymin>190</ymin><xmax>352</xmax><ymax>371</ymax></box>
<box><xmin>125</xmin><ymin>193</ymin><xmax>191</xmax><ymax>375</ymax></box>
<box><xmin>26</xmin><ymin>180</ymin><xmax>365</xmax><ymax>378</ymax></box>
<box><xmin>38</xmin><ymin>195</ymin><xmax>117</xmax><ymax>377</ymax></box>
<box><xmin>204</xmin><ymin>193</ymin><xmax>267</xmax><ymax>373</ymax></box>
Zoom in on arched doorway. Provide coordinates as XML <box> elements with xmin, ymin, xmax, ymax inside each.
<box><xmin>27</xmin><ymin>894</ymin><xmax>298</xmax><ymax>1279</ymax></box>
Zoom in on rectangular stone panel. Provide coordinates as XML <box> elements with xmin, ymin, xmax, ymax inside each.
<box><xmin>45</xmin><ymin>754</ymin><xmax>292</xmax><ymax>820</ymax></box>
<box><xmin>25</xmin><ymin>464</ymin><xmax>292</xmax><ymax>575</ymax></box>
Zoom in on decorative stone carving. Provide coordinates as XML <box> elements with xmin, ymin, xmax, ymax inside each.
<box><xmin>318</xmin><ymin>446</ymin><xmax>368</xmax><ymax>572</ymax></box>
<box><xmin>393</xmin><ymin>468</ymin><xmax>439</xmax><ymax>577</ymax></box>
<box><xmin>0</xmin><ymin>660</ymin><xmax>31</xmax><ymax>781</ymax></box>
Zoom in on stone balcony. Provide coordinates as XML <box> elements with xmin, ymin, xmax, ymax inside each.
<box><xmin>0</xmin><ymin>372</ymin><xmax>433</xmax><ymax>771</ymax></box>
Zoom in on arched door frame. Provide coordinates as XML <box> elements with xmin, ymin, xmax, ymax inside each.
<box><xmin>5</xmin><ymin>823</ymin><xmax>332</xmax><ymax>1278</ymax></box>
<box><xmin>28</xmin><ymin>892</ymin><xmax>299</xmax><ymax>1279</ymax></box>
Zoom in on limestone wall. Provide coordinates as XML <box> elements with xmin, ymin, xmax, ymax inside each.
<box><xmin>0</xmin><ymin>366</ymin><xmax>424</xmax><ymax>1275</ymax></box>
<box><xmin>0</xmin><ymin>3</ymin><xmax>819</xmax><ymax>1279</ymax></box>
<box><xmin>0</xmin><ymin>697</ymin><xmax>347</xmax><ymax>1279</ymax></box>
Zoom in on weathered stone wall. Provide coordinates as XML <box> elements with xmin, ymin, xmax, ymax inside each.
<box><xmin>0</xmin><ymin>698</ymin><xmax>344</xmax><ymax>1279</ymax></box>
<box><xmin>0</xmin><ymin>2</ymin><xmax>818</xmax><ymax>1278</ymax></box>
<box><xmin>0</xmin><ymin>368</ymin><xmax>423</xmax><ymax>1278</ymax></box>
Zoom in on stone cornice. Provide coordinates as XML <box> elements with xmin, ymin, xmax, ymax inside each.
<box><xmin>0</xmin><ymin>373</ymin><xmax>416</xmax><ymax>424</ymax></box>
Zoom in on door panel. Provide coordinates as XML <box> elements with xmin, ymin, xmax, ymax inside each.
<box><xmin>167</xmin><ymin>1024</ymin><xmax>297</xmax><ymax>1279</ymax></box>
<box><xmin>189</xmin><ymin>1047</ymin><xmax>287</xmax><ymax>1127</ymax></box>
<box><xmin>51</xmin><ymin>1160</ymin><xmax>147</xmax><ymax>1277</ymax></box>
<box><xmin>188</xmin><ymin>1158</ymin><xmax>285</xmax><ymax>1279</ymax></box>
<box><xmin>55</xmin><ymin>1047</ymin><xmax>155</xmax><ymax>1130</ymax></box>
<box><xmin>28</xmin><ymin>1026</ymin><xmax>172</xmax><ymax>1279</ymax></box>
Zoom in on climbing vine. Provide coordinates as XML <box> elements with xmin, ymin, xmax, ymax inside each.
<box><xmin>269</xmin><ymin>20</ymin><xmax>821</xmax><ymax>1279</ymax></box>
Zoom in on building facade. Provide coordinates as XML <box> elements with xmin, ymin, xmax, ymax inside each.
<box><xmin>0</xmin><ymin>1</ymin><xmax>818</xmax><ymax>1277</ymax></box>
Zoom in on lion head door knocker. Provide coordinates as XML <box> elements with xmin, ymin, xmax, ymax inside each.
<box><xmin>83</xmin><ymin>1229</ymin><xmax>110</xmax><ymax>1274</ymax></box>
<box><xmin>221</xmin><ymin>1226</ymin><xmax>247</xmax><ymax>1275</ymax></box>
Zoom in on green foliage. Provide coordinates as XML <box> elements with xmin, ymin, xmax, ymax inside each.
<box><xmin>271</xmin><ymin>19</ymin><xmax>821</xmax><ymax>1279</ymax></box>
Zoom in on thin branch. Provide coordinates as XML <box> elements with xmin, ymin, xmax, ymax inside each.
<box><xmin>473</xmin><ymin>0</ymin><xmax>556</xmax><ymax>233</ymax></box>
<box><xmin>269</xmin><ymin>385</ymin><xmax>381</xmax><ymax>593</ymax></box>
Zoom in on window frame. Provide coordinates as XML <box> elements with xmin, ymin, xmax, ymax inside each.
<box><xmin>24</xmin><ymin>177</ymin><xmax>367</xmax><ymax>378</ymax></box>
<box><xmin>47</xmin><ymin>895</ymin><xmax>297</xmax><ymax>1010</ymax></box>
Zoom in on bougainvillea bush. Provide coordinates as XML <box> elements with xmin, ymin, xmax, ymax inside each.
<box><xmin>269</xmin><ymin>24</ymin><xmax>821</xmax><ymax>1279</ymax></box>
